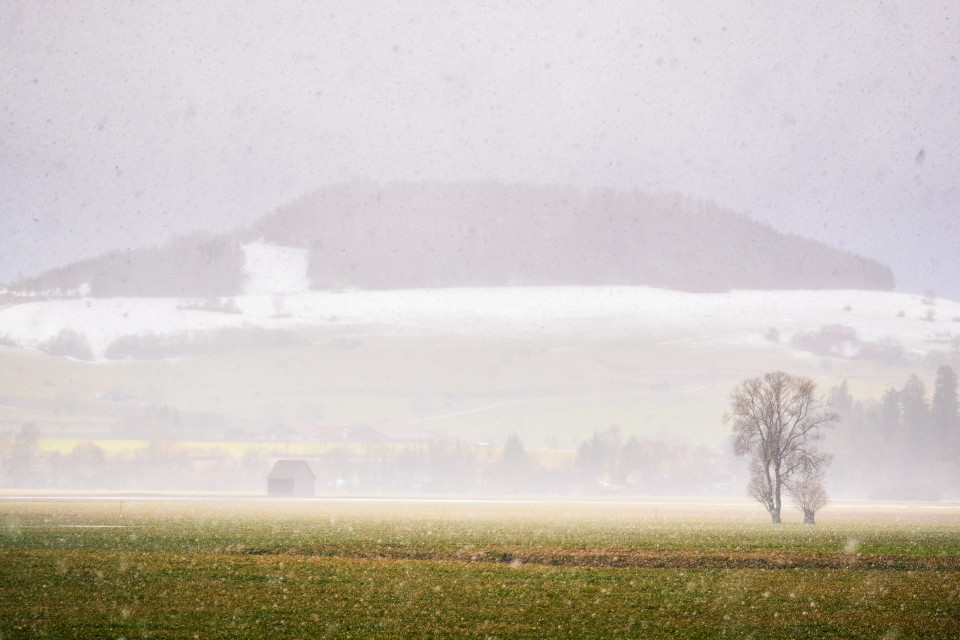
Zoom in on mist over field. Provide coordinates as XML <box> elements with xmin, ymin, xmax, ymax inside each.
<box><xmin>1</xmin><ymin>2</ymin><xmax>959</xmax><ymax>506</ymax></box>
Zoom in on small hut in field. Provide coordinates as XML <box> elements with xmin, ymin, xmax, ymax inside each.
<box><xmin>267</xmin><ymin>460</ymin><xmax>315</xmax><ymax>497</ymax></box>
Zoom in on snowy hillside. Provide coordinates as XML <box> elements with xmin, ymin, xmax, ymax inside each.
<box><xmin>241</xmin><ymin>242</ymin><xmax>310</xmax><ymax>295</ymax></box>
<box><xmin>1</xmin><ymin>286</ymin><xmax>958</xmax><ymax>361</ymax></box>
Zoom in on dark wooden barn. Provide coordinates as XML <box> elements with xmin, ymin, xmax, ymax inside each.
<box><xmin>267</xmin><ymin>459</ymin><xmax>316</xmax><ymax>497</ymax></box>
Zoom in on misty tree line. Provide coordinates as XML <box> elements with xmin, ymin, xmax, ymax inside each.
<box><xmin>3</xmin><ymin>366</ymin><xmax>956</xmax><ymax>498</ymax></box>
<box><xmin>724</xmin><ymin>366</ymin><xmax>960</xmax><ymax>524</ymax></box>
<box><xmin>2</xmin><ymin>324</ymin><xmax>308</xmax><ymax>362</ymax></box>
<box><xmin>827</xmin><ymin>365</ymin><xmax>960</xmax><ymax>500</ymax></box>
<box><xmin>0</xmin><ymin>424</ymin><xmax>731</xmax><ymax>495</ymax></box>
<box><xmin>390</xmin><ymin>427</ymin><xmax>733</xmax><ymax>495</ymax></box>
<box><xmin>0</xmin><ymin>428</ymin><xmax>268</xmax><ymax>493</ymax></box>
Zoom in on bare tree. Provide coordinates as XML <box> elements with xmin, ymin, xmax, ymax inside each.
<box><xmin>726</xmin><ymin>372</ymin><xmax>837</xmax><ymax>524</ymax></box>
<box><xmin>788</xmin><ymin>465</ymin><xmax>829</xmax><ymax>524</ymax></box>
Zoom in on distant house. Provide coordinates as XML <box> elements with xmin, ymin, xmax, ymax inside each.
<box><xmin>267</xmin><ymin>459</ymin><xmax>316</xmax><ymax>497</ymax></box>
<box><xmin>266</xmin><ymin>423</ymin><xmax>303</xmax><ymax>442</ymax></box>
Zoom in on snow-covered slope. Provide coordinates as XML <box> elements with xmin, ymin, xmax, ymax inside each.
<box><xmin>241</xmin><ymin>241</ymin><xmax>310</xmax><ymax>295</ymax></box>
<box><xmin>1</xmin><ymin>287</ymin><xmax>957</xmax><ymax>361</ymax></box>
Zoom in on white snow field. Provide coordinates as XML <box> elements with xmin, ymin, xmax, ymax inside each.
<box><xmin>0</xmin><ymin>286</ymin><xmax>958</xmax><ymax>361</ymax></box>
<box><xmin>240</xmin><ymin>241</ymin><xmax>310</xmax><ymax>295</ymax></box>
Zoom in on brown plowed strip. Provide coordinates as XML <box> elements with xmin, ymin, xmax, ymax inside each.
<box><xmin>232</xmin><ymin>546</ymin><xmax>960</xmax><ymax>571</ymax></box>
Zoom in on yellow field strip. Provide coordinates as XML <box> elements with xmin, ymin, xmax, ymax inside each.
<box><xmin>33</xmin><ymin>438</ymin><xmax>423</xmax><ymax>457</ymax></box>
<box><xmin>30</xmin><ymin>438</ymin><xmax>575</xmax><ymax>465</ymax></box>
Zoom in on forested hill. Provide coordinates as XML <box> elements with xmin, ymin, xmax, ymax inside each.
<box><xmin>10</xmin><ymin>181</ymin><xmax>895</xmax><ymax>296</ymax></box>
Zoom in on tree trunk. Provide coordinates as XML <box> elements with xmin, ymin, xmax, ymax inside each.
<box><xmin>769</xmin><ymin>508</ymin><xmax>781</xmax><ymax>524</ymax></box>
<box><xmin>803</xmin><ymin>509</ymin><xmax>816</xmax><ymax>524</ymax></box>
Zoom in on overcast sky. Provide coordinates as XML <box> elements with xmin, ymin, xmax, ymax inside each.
<box><xmin>2</xmin><ymin>1</ymin><xmax>958</xmax><ymax>298</ymax></box>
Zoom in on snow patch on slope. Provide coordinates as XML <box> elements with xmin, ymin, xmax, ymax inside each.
<box><xmin>241</xmin><ymin>241</ymin><xmax>310</xmax><ymax>295</ymax></box>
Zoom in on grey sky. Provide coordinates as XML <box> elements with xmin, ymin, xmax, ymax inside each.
<box><xmin>2</xmin><ymin>1</ymin><xmax>958</xmax><ymax>298</ymax></box>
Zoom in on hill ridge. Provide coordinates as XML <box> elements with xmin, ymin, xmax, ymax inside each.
<box><xmin>7</xmin><ymin>181</ymin><xmax>895</xmax><ymax>297</ymax></box>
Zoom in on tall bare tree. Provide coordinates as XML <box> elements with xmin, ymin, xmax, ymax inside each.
<box><xmin>726</xmin><ymin>372</ymin><xmax>837</xmax><ymax>524</ymax></box>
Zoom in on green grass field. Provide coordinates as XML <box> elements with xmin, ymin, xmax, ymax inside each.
<box><xmin>2</xmin><ymin>498</ymin><xmax>959</xmax><ymax>638</ymax></box>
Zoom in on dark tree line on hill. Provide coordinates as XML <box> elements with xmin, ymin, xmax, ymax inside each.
<box><xmin>828</xmin><ymin>365</ymin><xmax>960</xmax><ymax>500</ymax></box>
<box><xmin>11</xmin><ymin>232</ymin><xmax>244</xmax><ymax>298</ymax></box>
<box><xmin>9</xmin><ymin>181</ymin><xmax>894</xmax><ymax>296</ymax></box>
